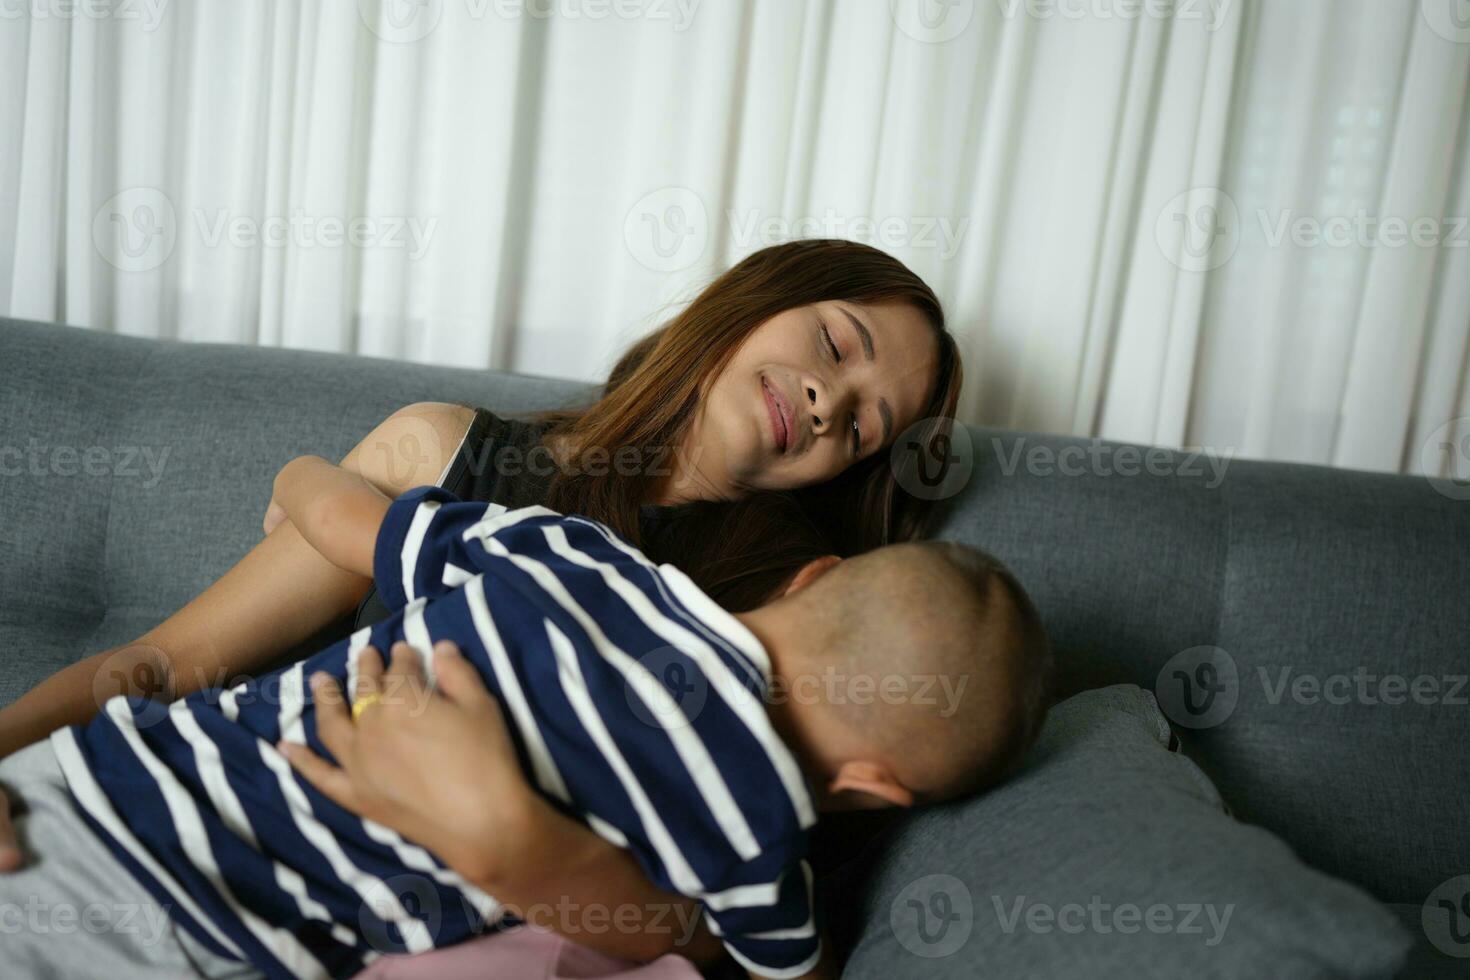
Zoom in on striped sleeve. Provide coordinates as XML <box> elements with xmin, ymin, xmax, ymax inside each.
<box><xmin>703</xmin><ymin>857</ymin><xmax>821</xmax><ymax>978</ymax></box>
<box><xmin>372</xmin><ymin>485</ymin><xmax>558</xmax><ymax>610</ymax></box>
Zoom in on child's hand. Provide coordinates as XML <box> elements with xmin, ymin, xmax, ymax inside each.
<box><xmin>263</xmin><ymin>497</ymin><xmax>287</xmax><ymax>536</ymax></box>
<box><xmin>0</xmin><ymin>787</ymin><xmax>20</xmax><ymax>872</ymax></box>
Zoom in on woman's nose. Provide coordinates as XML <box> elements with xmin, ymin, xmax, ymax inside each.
<box><xmin>807</xmin><ymin>381</ymin><xmax>850</xmax><ymax>432</ymax></box>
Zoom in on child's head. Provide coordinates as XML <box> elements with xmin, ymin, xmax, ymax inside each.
<box><xmin>741</xmin><ymin>540</ymin><xmax>1052</xmax><ymax>812</ymax></box>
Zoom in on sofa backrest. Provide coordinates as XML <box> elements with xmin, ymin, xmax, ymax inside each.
<box><xmin>931</xmin><ymin>425</ymin><xmax>1468</xmax><ymax>910</ymax></box>
<box><xmin>2</xmin><ymin>316</ymin><xmax>1463</xmax><ymax>911</ymax></box>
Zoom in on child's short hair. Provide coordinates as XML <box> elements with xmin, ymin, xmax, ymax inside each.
<box><xmin>796</xmin><ymin>539</ymin><xmax>1054</xmax><ymax>803</ymax></box>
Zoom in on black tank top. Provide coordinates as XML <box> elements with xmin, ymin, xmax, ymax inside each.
<box><xmin>352</xmin><ymin>407</ymin><xmax>681</xmax><ymax>630</ymax></box>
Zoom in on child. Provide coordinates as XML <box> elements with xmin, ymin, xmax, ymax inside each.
<box><xmin>0</xmin><ymin>456</ymin><xmax>1051</xmax><ymax>980</ymax></box>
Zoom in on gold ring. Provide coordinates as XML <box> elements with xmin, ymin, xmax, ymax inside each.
<box><xmin>351</xmin><ymin>692</ymin><xmax>383</xmax><ymax>723</ymax></box>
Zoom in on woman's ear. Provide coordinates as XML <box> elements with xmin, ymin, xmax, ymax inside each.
<box><xmin>827</xmin><ymin>760</ymin><xmax>914</xmax><ymax>809</ymax></box>
<box><xmin>782</xmin><ymin>554</ymin><xmax>842</xmax><ymax>596</ymax></box>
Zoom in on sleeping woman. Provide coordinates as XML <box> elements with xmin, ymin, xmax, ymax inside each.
<box><xmin>0</xmin><ymin>237</ymin><xmax>964</xmax><ymax>969</ymax></box>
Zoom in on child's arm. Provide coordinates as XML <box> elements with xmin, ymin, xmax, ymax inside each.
<box><xmin>746</xmin><ymin>950</ymin><xmax>834</xmax><ymax>980</ymax></box>
<box><xmin>703</xmin><ymin>856</ymin><xmax>829</xmax><ymax>980</ymax></box>
<box><xmin>272</xmin><ymin>455</ymin><xmax>392</xmax><ymax>580</ymax></box>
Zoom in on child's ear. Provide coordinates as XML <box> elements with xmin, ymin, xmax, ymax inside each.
<box><xmin>782</xmin><ymin>555</ymin><xmax>842</xmax><ymax>596</ymax></box>
<box><xmin>827</xmin><ymin>760</ymin><xmax>914</xmax><ymax>809</ymax></box>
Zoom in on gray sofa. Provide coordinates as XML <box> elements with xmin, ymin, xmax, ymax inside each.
<box><xmin>2</xmin><ymin>316</ymin><xmax>1466</xmax><ymax>977</ymax></box>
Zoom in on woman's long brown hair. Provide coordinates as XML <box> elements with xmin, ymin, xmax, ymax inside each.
<box><xmin>533</xmin><ymin>239</ymin><xmax>964</xmax><ymax>568</ymax></box>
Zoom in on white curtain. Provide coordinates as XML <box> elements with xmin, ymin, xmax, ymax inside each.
<box><xmin>3</xmin><ymin>0</ymin><xmax>1468</xmax><ymax>479</ymax></box>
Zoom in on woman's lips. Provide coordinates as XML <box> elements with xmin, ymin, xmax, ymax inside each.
<box><xmin>762</xmin><ymin>375</ymin><xmax>793</xmax><ymax>453</ymax></box>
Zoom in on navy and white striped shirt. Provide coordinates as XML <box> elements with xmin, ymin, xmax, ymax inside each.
<box><xmin>51</xmin><ymin>485</ymin><xmax>820</xmax><ymax>979</ymax></box>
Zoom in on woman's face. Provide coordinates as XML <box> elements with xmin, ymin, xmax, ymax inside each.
<box><xmin>682</xmin><ymin>299</ymin><xmax>941</xmax><ymax>498</ymax></box>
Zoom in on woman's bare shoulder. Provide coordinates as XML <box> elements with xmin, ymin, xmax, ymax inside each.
<box><xmin>343</xmin><ymin>401</ymin><xmax>476</xmax><ymax>495</ymax></box>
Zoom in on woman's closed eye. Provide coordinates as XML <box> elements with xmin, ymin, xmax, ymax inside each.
<box><xmin>821</xmin><ymin>321</ymin><xmax>842</xmax><ymax>363</ymax></box>
<box><xmin>820</xmin><ymin>320</ymin><xmax>864</xmax><ymax>455</ymax></box>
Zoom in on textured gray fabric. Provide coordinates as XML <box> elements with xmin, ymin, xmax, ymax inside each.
<box><xmin>0</xmin><ymin>739</ymin><xmax>262</xmax><ymax>979</ymax></box>
<box><xmin>927</xmin><ymin>428</ymin><xmax>1470</xmax><ymax>912</ymax></box>
<box><xmin>840</xmin><ymin>686</ymin><xmax>1413</xmax><ymax>979</ymax></box>
<box><xmin>1386</xmin><ymin>903</ymin><xmax>1470</xmax><ymax>979</ymax></box>
<box><xmin>1</xmin><ymin>316</ymin><xmax>1463</xmax><ymax>979</ymax></box>
<box><xmin>0</xmin><ymin>317</ymin><xmax>592</xmax><ymax>699</ymax></box>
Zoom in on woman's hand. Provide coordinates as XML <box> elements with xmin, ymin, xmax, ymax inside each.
<box><xmin>280</xmin><ymin>639</ymin><xmax>533</xmax><ymax>882</ymax></box>
<box><xmin>280</xmin><ymin>638</ymin><xmax>722</xmax><ymax>965</ymax></box>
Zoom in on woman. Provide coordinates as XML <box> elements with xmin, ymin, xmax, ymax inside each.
<box><xmin>344</xmin><ymin>235</ymin><xmax>962</xmax><ymax>623</ymax></box>
<box><xmin>0</xmin><ymin>238</ymin><xmax>963</xmax><ymax>965</ymax></box>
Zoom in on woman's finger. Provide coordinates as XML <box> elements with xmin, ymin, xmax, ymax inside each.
<box><xmin>385</xmin><ymin>640</ymin><xmax>424</xmax><ymax>679</ymax></box>
<box><xmin>0</xmin><ymin>787</ymin><xmax>22</xmax><ymax>873</ymax></box>
<box><xmin>310</xmin><ymin>672</ymin><xmax>354</xmax><ymax>762</ymax></box>
<box><xmin>278</xmin><ymin>742</ymin><xmax>358</xmax><ymax>812</ymax></box>
<box><xmin>383</xmin><ymin>641</ymin><xmax>428</xmax><ymax>713</ymax></box>
<box><xmin>431</xmin><ymin>641</ymin><xmax>494</xmax><ymax>710</ymax></box>
<box><xmin>353</xmin><ymin>644</ymin><xmax>385</xmax><ymax>704</ymax></box>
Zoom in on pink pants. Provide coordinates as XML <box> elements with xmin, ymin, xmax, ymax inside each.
<box><xmin>353</xmin><ymin>924</ymin><xmax>701</xmax><ymax>980</ymax></box>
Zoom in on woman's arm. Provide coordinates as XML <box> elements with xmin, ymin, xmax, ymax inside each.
<box><xmin>283</xmin><ymin>640</ymin><xmax>726</xmax><ymax>967</ymax></box>
<box><xmin>0</xmin><ymin>401</ymin><xmax>474</xmax><ymax>760</ymax></box>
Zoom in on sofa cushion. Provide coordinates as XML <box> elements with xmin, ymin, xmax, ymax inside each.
<box><xmin>833</xmin><ymin>685</ymin><xmax>1412</xmax><ymax>979</ymax></box>
<box><xmin>0</xmin><ymin>318</ymin><xmax>592</xmax><ymax>706</ymax></box>
<box><xmin>930</xmin><ymin>428</ymin><xmax>1470</xmax><ymax>908</ymax></box>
